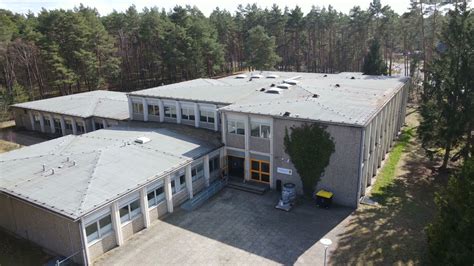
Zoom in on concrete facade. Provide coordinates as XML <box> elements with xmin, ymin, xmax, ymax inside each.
<box><xmin>0</xmin><ymin>193</ymin><xmax>85</xmax><ymax>264</ymax></box>
<box><xmin>220</xmin><ymin>81</ymin><xmax>410</xmax><ymax>207</ymax></box>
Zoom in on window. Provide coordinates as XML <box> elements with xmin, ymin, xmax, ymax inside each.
<box><xmin>148</xmin><ymin>104</ymin><xmax>159</xmax><ymax>116</ymax></box>
<box><xmin>147</xmin><ymin>184</ymin><xmax>165</xmax><ymax>207</ymax></box>
<box><xmin>209</xmin><ymin>156</ymin><xmax>220</xmax><ymax>173</ymax></box>
<box><xmin>85</xmin><ymin>214</ymin><xmax>112</xmax><ymax>243</ymax></box>
<box><xmin>77</xmin><ymin>122</ymin><xmax>85</xmax><ymax>134</ymax></box>
<box><xmin>54</xmin><ymin>118</ymin><xmax>61</xmax><ymax>132</ymax></box>
<box><xmin>171</xmin><ymin>172</ymin><xmax>186</xmax><ymax>194</ymax></box>
<box><xmin>44</xmin><ymin>118</ymin><xmax>51</xmax><ymax>127</ymax></box>
<box><xmin>251</xmin><ymin>122</ymin><xmax>271</xmax><ymax>138</ymax></box>
<box><xmin>200</xmin><ymin>110</ymin><xmax>215</xmax><ymax>124</ymax></box>
<box><xmin>95</xmin><ymin>122</ymin><xmax>104</xmax><ymax>130</ymax></box>
<box><xmin>33</xmin><ymin>114</ymin><xmax>40</xmax><ymax>123</ymax></box>
<box><xmin>181</xmin><ymin>107</ymin><xmax>195</xmax><ymax>121</ymax></box>
<box><xmin>164</xmin><ymin>106</ymin><xmax>177</xmax><ymax>118</ymax></box>
<box><xmin>120</xmin><ymin>199</ymin><xmax>141</xmax><ymax>223</ymax></box>
<box><xmin>65</xmin><ymin>120</ymin><xmax>73</xmax><ymax>131</ymax></box>
<box><xmin>227</xmin><ymin>120</ymin><xmax>245</xmax><ymax>135</ymax></box>
<box><xmin>250</xmin><ymin>159</ymin><xmax>270</xmax><ymax>183</ymax></box>
<box><xmin>191</xmin><ymin>163</ymin><xmax>204</xmax><ymax>182</ymax></box>
<box><xmin>132</xmin><ymin>102</ymin><xmax>143</xmax><ymax>114</ymax></box>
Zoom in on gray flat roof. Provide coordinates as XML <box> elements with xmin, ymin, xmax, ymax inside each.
<box><xmin>0</xmin><ymin>128</ymin><xmax>220</xmax><ymax>220</ymax></box>
<box><xmin>12</xmin><ymin>90</ymin><xmax>130</xmax><ymax>120</ymax></box>
<box><xmin>131</xmin><ymin>71</ymin><xmax>409</xmax><ymax>126</ymax></box>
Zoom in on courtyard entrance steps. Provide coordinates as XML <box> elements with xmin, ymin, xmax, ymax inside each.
<box><xmin>226</xmin><ymin>176</ymin><xmax>269</xmax><ymax>195</ymax></box>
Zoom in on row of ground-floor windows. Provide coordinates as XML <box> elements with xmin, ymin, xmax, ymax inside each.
<box><xmin>84</xmin><ymin>155</ymin><xmax>220</xmax><ymax>244</ymax></box>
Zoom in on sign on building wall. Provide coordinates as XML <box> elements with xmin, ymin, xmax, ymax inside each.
<box><xmin>277</xmin><ymin>167</ymin><xmax>292</xmax><ymax>175</ymax></box>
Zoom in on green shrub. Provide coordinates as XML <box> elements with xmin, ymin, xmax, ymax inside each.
<box><xmin>284</xmin><ymin>124</ymin><xmax>335</xmax><ymax>197</ymax></box>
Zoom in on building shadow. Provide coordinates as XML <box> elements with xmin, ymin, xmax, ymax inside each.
<box><xmin>163</xmin><ymin>188</ymin><xmax>353</xmax><ymax>265</ymax></box>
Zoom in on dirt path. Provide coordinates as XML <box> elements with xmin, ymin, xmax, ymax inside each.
<box><xmin>330</xmin><ymin>107</ymin><xmax>446</xmax><ymax>265</ymax></box>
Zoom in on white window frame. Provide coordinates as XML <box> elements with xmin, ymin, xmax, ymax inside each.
<box><xmin>227</xmin><ymin>120</ymin><xmax>245</xmax><ymax>135</ymax></box>
<box><xmin>191</xmin><ymin>163</ymin><xmax>204</xmax><ymax>182</ymax></box>
<box><xmin>65</xmin><ymin>119</ymin><xmax>73</xmax><ymax>131</ymax></box>
<box><xmin>132</xmin><ymin>102</ymin><xmax>144</xmax><ymax>114</ymax></box>
<box><xmin>209</xmin><ymin>155</ymin><xmax>220</xmax><ymax>173</ymax></box>
<box><xmin>250</xmin><ymin>122</ymin><xmax>271</xmax><ymax>139</ymax></box>
<box><xmin>164</xmin><ymin>105</ymin><xmax>177</xmax><ymax>119</ymax></box>
<box><xmin>171</xmin><ymin>170</ymin><xmax>186</xmax><ymax>194</ymax></box>
<box><xmin>53</xmin><ymin>118</ymin><xmax>61</xmax><ymax>132</ymax></box>
<box><xmin>77</xmin><ymin>121</ymin><xmax>85</xmax><ymax>133</ymax></box>
<box><xmin>85</xmin><ymin>214</ymin><xmax>113</xmax><ymax>244</ymax></box>
<box><xmin>200</xmin><ymin>110</ymin><xmax>215</xmax><ymax>124</ymax></box>
<box><xmin>147</xmin><ymin>181</ymin><xmax>165</xmax><ymax>208</ymax></box>
<box><xmin>181</xmin><ymin>106</ymin><xmax>195</xmax><ymax>121</ymax></box>
<box><xmin>119</xmin><ymin>198</ymin><xmax>141</xmax><ymax>224</ymax></box>
<box><xmin>148</xmin><ymin>104</ymin><xmax>160</xmax><ymax>116</ymax></box>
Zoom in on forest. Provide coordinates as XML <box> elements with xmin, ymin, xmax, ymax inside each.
<box><xmin>0</xmin><ymin>1</ymin><xmax>445</xmax><ymax>115</ymax></box>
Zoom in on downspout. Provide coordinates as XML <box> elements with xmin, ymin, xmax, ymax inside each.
<box><xmin>356</xmin><ymin>127</ymin><xmax>366</xmax><ymax>207</ymax></box>
<box><xmin>78</xmin><ymin>220</ymin><xmax>90</xmax><ymax>266</ymax></box>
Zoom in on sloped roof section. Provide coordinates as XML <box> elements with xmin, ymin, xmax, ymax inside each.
<box><xmin>12</xmin><ymin>90</ymin><xmax>129</xmax><ymax>120</ymax></box>
<box><xmin>0</xmin><ymin>127</ymin><xmax>220</xmax><ymax>220</ymax></box>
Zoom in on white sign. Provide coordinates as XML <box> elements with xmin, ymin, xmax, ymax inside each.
<box><xmin>277</xmin><ymin>167</ymin><xmax>292</xmax><ymax>175</ymax></box>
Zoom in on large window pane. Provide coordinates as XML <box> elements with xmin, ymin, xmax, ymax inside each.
<box><xmin>99</xmin><ymin>215</ymin><xmax>112</xmax><ymax>235</ymax></box>
<box><xmin>129</xmin><ymin>200</ymin><xmax>141</xmax><ymax>218</ymax></box>
<box><xmin>147</xmin><ymin>191</ymin><xmax>156</xmax><ymax>207</ymax></box>
<box><xmin>155</xmin><ymin>187</ymin><xmax>165</xmax><ymax>202</ymax></box>
<box><xmin>251</xmin><ymin>123</ymin><xmax>260</xmax><ymax>137</ymax></box>
<box><xmin>261</xmin><ymin>162</ymin><xmax>270</xmax><ymax>173</ymax></box>
<box><xmin>261</xmin><ymin>125</ymin><xmax>271</xmax><ymax>138</ymax></box>
<box><xmin>251</xmin><ymin>161</ymin><xmax>260</xmax><ymax>171</ymax></box>
<box><xmin>236</xmin><ymin>122</ymin><xmax>245</xmax><ymax>135</ymax></box>
<box><xmin>86</xmin><ymin>223</ymin><xmax>99</xmax><ymax>243</ymax></box>
<box><xmin>119</xmin><ymin>206</ymin><xmax>129</xmax><ymax>223</ymax></box>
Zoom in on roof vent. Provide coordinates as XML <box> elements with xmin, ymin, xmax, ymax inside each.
<box><xmin>312</xmin><ymin>94</ymin><xmax>319</xmax><ymax>98</ymax></box>
<box><xmin>283</xmin><ymin>111</ymin><xmax>291</xmax><ymax>117</ymax></box>
<box><xmin>283</xmin><ymin>79</ymin><xmax>299</xmax><ymax>85</ymax></box>
<box><xmin>335</xmin><ymin>84</ymin><xmax>340</xmax><ymax>88</ymax></box>
<box><xmin>260</xmin><ymin>88</ymin><xmax>266</xmax><ymax>92</ymax></box>
<box><xmin>323</xmin><ymin>74</ymin><xmax>328</xmax><ymax>77</ymax></box>
<box><xmin>251</xmin><ymin>74</ymin><xmax>264</xmax><ymax>79</ymax></box>
<box><xmin>266</xmin><ymin>88</ymin><xmax>283</xmax><ymax>94</ymax></box>
<box><xmin>277</xmin><ymin>83</ymin><xmax>292</xmax><ymax>89</ymax></box>
<box><xmin>134</xmin><ymin>137</ymin><xmax>151</xmax><ymax>144</ymax></box>
<box><xmin>266</xmin><ymin>74</ymin><xmax>279</xmax><ymax>79</ymax></box>
<box><xmin>351</xmin><ymin>76</ymin><xmax>355</xmax><ymax>79</ymax></box>
<box><xmin>235</xmin><ymin>74</ymin><xmax>247</xmax><ymax>79</ymax></box>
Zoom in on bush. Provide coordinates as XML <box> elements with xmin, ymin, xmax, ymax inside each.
<box><xmin>284</xmin><ymin>124</ymin><xmax>335</xmax><ymax>197</ymax></box>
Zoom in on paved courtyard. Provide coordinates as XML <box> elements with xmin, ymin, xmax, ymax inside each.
<box><xmin>95</xmin><ymin>188</ymin><xmax>353</xmax><ymax>265</ymax></box>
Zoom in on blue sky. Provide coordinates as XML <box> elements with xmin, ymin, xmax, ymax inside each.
<box><xmin>0</xmin><ymin>0</ymin><xmax>415</xmax><ymax>16</ymax></box>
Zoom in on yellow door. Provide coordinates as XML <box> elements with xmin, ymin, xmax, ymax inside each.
<box><xmin>250</xmin><ymin>159</ymin><xmax>270</xmax><ymax>184</ymax></box>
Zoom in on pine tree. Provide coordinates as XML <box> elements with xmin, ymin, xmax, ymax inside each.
<box><xmin>427</xmin><ymin>157</ymin><xmax>474</xmax><ymax>265</ymax></box>
<box><xmin>246</xmin><ymin>25</ymin><xmax>280</xmax><ymax>70</ymax></box>
<box><xmin>419</xmin><ymin>2</ymin><xmax>473</xmax><ymax>169</ymax></box>
<box><xmin>362</xmin><ymin>38</ymin><xmax>387</xmax><ymax>75</ymax></box>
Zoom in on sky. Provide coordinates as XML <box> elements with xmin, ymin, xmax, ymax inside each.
<box><xmin>0</xmin><ymin>0</ymin><xmax>415</xmax><ymax>16</ymax></box>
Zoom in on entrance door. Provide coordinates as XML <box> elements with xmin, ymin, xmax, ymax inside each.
<box><xmin>227</xmin><ymin>156</ymin><xmax>245</xmax><ymax>179</ymax></box>
<box><xmin>250</xmin><ymin>159</ymin><xmax>270</xmax><ymax>184</ymax></box>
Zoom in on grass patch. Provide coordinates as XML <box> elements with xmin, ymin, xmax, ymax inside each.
<box><xmin>0</xmin><ymin>139</ymin><xmax>21</xmax><ymax>153</ymax></box>
<box><xmin>371</xmin><ymin>127</ymin><xmax>414</xmax><ymax>203</ymax></box>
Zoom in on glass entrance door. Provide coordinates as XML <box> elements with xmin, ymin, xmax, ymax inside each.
<box><xmin>250</xmin><ymin>159</ymin><xmax>270</xmax><ymax>183</ymax></box>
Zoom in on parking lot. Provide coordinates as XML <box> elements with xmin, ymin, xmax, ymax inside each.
<box><xmin>95</xmin><ymin>188</ymin><xmax>353</xmax><ymax>265</ymax></box>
